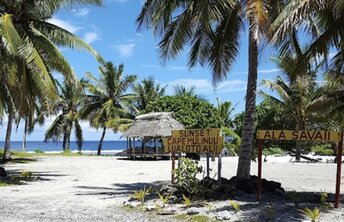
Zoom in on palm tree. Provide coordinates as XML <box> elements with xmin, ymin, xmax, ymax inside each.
<box><xmin>173</xmin><ymin>85</ymin><xmax>197</xmax><ymax>97</ymax></box>
<box><xmin>0</xmin><ymin>0</ymin><xmax>103</xmax><ymax>161</ymax></box>
<box><xmin>45</xmin><ymin>80</ymin><xmax>84</xmax><ymax>151</ymax></box>
<box><xmin>137</xmin><ymin>0</ymin><xmax>282</xmax><ymax>179</ymax></box>
<box><xmin>80</xmin><ymin>62</ymin><xmax>137</xmax><ymax>155</ymax></box>
<box><xmin>133</xmin><ymin>76</ymin><xmax>166</xmax><ymax>112</ymax></box>
<box><xmin>216</xmin><ymin>97</ymin><xmax>235</xmax><ymax>129</ymax></box>
<box><xmin>260</xmin><ymin>34</ymin><xmax>323</xmax><ymax>160</ymax></box>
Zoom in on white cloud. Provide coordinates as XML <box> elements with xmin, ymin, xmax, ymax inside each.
<box><xmin>47</xmin><ymin>18</ymin><xmax>80</xmax><ymax>33</ymax></box>
<box><xmin>83</xmin><ymin>32</ymin><xmax>99</xmax><ymax>44</ymax></box>
<box><xmin>113</xmin><ymin>43</ymin><xmax>135</xmax><ymax>58</ymax></box>
<box><xmin>73</xmin><ymin>8</ymin><xmax>90</xmax><ymax>17</ymax></box>
<box><xmin>168</xmin><ymin>66</ymin><xmax>188</xmax><ymax>71</ymax></box>
<box><xmin>166</xmin><ymin>79</ymin><xmax>246</xmax><ymax>94</ymax></box>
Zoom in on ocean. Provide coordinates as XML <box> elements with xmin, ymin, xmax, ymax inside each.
<box><xmin>0</xmin><ymin>140</ymin><xmax>137</xmax><ymax>153</ymax></box>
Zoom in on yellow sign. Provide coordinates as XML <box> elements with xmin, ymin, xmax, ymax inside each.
<box><xmin>164</xmin><ymin>128</ymin><xmax>224</xmax><ymax>154</ymax></box>
<box><xmin>257</xmin><ymin>130</ymin><xmax>342</xmax><ymax>142</ymax></box>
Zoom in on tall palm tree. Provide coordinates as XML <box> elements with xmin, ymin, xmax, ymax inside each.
<box><xmin>133</xmin><ymin>76</ymin><xmax>166</xmax><ymax>112</ymax></box>
<box><xmin>173</xmin><ymin>85</ymin><xmax>197</xmax><ymax>97</ymax></box>
<box><xmin>80</xmin><ymin>62</ymin><xmax>137</xmax><ymax>155</ymax></box>
<box><xmin>137</xmin><ymin>0</ymin><xmax>282</xmax><ymax>179</ymax></box>
<box><xmin>45</xmin><ymin>80</ymin><xmax>84</xmax><ymax>151</ymax></box>
<box><xmin>260</xmin><ymin>33</ymin><xmax>323</xmax><ymax>160</ymax></box>
<box><xmin>216</xmin><ymin>97</ymin><xmax>235</xmax><ymax>129</ymax></box>
<box><xmin>0</xmin><ymin>0</ymin><xmax>103</xmax><ymax>161</ymax></box>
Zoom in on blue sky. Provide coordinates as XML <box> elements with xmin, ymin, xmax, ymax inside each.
<box><xmin>1</xmin><ymin>0</ymin><xmax>282</xmax><ymax>141</ymax></box>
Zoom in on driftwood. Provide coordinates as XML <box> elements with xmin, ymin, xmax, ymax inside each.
<box><xmin>287</xmin><ymin>151</ymin><xmax>321</xmax><ymax>162</ymax></box>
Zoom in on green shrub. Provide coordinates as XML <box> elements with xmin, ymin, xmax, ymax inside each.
<box><xmin>311</xmin><ymin>145</ymin><xmax>334</xmax><ymax>156</ymax></box>
<box><xmin>20</xmin><ymin>170</ymin><xmax>33</xmax><ymax>180</ymax></box>
<box><xmin>156</xmin><ymin>190</ymin><xmax>172</xmax><ymax>205</ymax></box>
<box><xmin>174</xmin><ymin>158</ymin><xmax>202</xmax><ymax>194</ymax></box>
<box><xmin>34</xmin><ymin>149</ymin><xmax>44</xmax><ymax>154</ymax></box>
<box><xmin>229</xmin><ymin>200</ymin><xmax>240</xmax><ymax>213</ymax></box>
<box><xmin>182</xmin><ymin>194</ymin><xmax>191</xmax><ymax>208</ymax></box>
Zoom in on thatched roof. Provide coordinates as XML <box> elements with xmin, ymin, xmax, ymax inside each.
<box><xmin>122</xmin><ymin>112</ymin><xmax>184</xmax><ymax>138</ymax></box>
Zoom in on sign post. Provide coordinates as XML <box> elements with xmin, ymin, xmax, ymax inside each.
<box><xmin>335</xmin><ymin>132</ymin><xmax>343</xmax><ymax>208</ymax></box>
<box><xmin>256</xmin><ymin>130</ymin><xmax>342</xmax><ymax>208</ymax></box>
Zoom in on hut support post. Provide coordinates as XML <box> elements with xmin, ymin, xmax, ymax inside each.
<box><xmin>127</xmin><ymin>138</ymin><xmax>129</xmax><ymax>158</ymax></box>
<box><xmin>257</xmin><ymin>140</ymin><xmax>263</xmax><ymax>201</ymax></box>
<box><xmin>132</xmin><ymin>137</ymin><xmax>136</xmax><ymax>159</ymax></box>
<box><xmin>335</xmin><ymin>132</ymin><xmax>343</xmax><ymax>208</ymax></box>
<box><xmin>178</xmin><ymin>153</ymin><xmax>182</xmax><ymax>167</ymax></box>
<box><xmin>217</xmin><ymin>153</ymin><xmax>222</xmax><ymax>184</ymax></box>
<box><xmin>206</xmin><ymin>153</ymin><xmax>210</xmax><ymax>177</ymax></box>
<box><xmin>171</xmin><ymin>152</ymin><xmax>176</xmax><ymax>184</ymax></box>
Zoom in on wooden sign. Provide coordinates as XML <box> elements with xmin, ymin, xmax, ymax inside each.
<box><xmin>164</xmin><ymin>128</ymin><xmax>224</xmax><ymax>153</ymax></box>
<box><xmin>257</xmin><ymin>130</ymin><xmax>342</xmax><ymax>142</ymax></box>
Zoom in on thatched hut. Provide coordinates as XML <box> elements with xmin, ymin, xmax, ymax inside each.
<box><xmin>122</xmin><ymin>112</ymin><xmax>184</xmax><ymax>159</ymax></box>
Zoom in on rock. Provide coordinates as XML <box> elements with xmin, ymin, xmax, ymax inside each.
<box><xmin>129</xmin><ymin>202</ymin><xmax>141</xmax><ymax>208</ymax></box>
<box><xmin>262</xmin><ymin>179</ymin><xmax>281</xmax><ymax>192</ymax></box>
<box><xmin>157</xmin><ymin>207</ymin><xmax>177</xmax><ymax>215</ymax></box>
<box><xmin>122</xmin><ymin>201</ymin><xmax>130</xmax><ymax>207</ymax></box>
<box><xmin>215</xmin><ymin>210</ymin><xmax>234</xmax><ymax>220</ymax></box>
<box><xmin>145</xmin><ymin>205</ymin><xmax>156</xmax><ymax>211</ymax></box>
<box><xmin>236</xmin><ymin>178</ymin><xmax>255</xmax><ymax>194</ymax></box>
<box><xmin>187</xmin><ymin>208</ymin><xmax>200</xmax><ymax>215</ymax></box>
<box><xmin>0</xmin><ymin>167</ymin><xmax>7</xmax><ymax>178</ymax></box>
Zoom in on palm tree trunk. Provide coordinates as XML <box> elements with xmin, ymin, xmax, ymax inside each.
<box><xmin>236</xmin><ymin>20</ymin><xmax>258</xmax><ymax>179</ymax></box>
<box><xmin>97</xmin><ymin>127</ymin><xmax>106</xmax><ymax>156</ymax></box>
<box><xmin>295</xmin><ymin>121</ymin><xmax>305</xmax><ymax>161</ymax></box>
<box><xmin>22</xmin><ymin>117</ymin><xmax>28</xmax><ymax>152</ymax></box>
<box><xmin>62</xmin><ymin>133</ymin><xmax>67</xmax><ymax>151</ymax></box>
<box><xmin>3</xmin><ymin>113</ymin><xmax>13</xmax><ymax>161</ymax></box>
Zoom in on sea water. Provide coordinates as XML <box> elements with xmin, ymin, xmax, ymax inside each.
<box><xmin>0</xmin><ymin>140</ymin><xmax>134</xmax><ymax>153</ymax></box>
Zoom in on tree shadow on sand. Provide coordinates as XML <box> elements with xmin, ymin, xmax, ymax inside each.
<box><xmin>74</xmin><ymin>181</ymin><xmax>169</xmax><ymax>198</ymax></box>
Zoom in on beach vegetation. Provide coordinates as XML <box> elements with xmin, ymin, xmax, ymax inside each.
<box><xmin>80</xmin><ymin>62</ymin><xmax>136</xmax><ymax>155</ymax></box>
<box><xmin>288</xmin><ymin>191</ymin><xmax>301</xmax><ymax>207</ymax></box>
<box><xmin>182</xmin><ymin>194</ymin><xmax>192</xmax><ymax>208</ymax></box>
<box><xmin>146</xmin><ymin>95</ymin><xmax>222</xmax><ymax>129</ymax></box>
<box><xmin>20</xmin><ymin>170</ymin><xmax>33</xmax><ymax>180</ymax></box>
<box><xmin>34</xmin><ymin>149</ymin><xmax>44</xmax><ymax>154</ymax></box>
<box><xmin>311</xmin><ymin>145</ymin><xmax>334</xmax><ymax>156</ymax></box>
<box><xmin>132</xmin><ymin>186</ymin><xmax>152</xmax><ymax>205</ymax></box>
<box><xmin>174</xmin><ymin>157</ymin><xmax>202</xmax><ymax>195</ymax></box>
<box><xmin>229</xmin><ymin>200</ymin><xmax>240</xmax><ymax>213</ymax></box>
<box><xmin>156</xmin><ymin>190</ymin><xmax>172</xmax><ymax>205</ymax></box>
<box><xmin>298</xmin><ymin>207</ymin><xmax>320</xmax><ymax>222</ymax></box>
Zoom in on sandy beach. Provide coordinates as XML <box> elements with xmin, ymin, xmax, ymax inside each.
<box><xmin>0</xmin><ymin>156</ymin><xmax>343</xmax><ymax>221</ymax></box>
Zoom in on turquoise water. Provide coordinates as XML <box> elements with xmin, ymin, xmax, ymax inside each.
<box><xmin>0</xmin><ymin>140</ymin><xmax>132</xmax><ymax>152</ymax></box>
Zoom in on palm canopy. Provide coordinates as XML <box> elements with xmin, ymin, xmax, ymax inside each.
<box><xmin>0</xmin><ymin>0</ymin><xmax>103</xmax><ymax>104</ymax></box>
<box><xmin>133</xmin><ymin>76</ymin><xmax>166</xmax><ymax>112</ymax></box>
<box><xmin>270</xmin><ymin>0</ymin><xmax>344</xmax><ymax>74</ymax></box>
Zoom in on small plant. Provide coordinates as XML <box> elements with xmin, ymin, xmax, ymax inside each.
<box><xmin>20</xmin><ymin>170</ymin><xmax>33</xmax><ymax>180</ymax></box>
<box><xmin>156</xmin><ymin>190</ymin><xmax>172</xmax><ymax>205</ymax></box>
<box><xmin>320</xmin><ymin>192</ymin><xmax>328</xmax><ymax>205</ymax></box>
<box><xmin>264</xmin><ymin>205</ymin><xmax>275</xmax><ymax>219</ymax></box>
<box><xmin>229</xmin><ymin>200</ymin><xmax>240</xmax><ymax>213</ymax></box>
<box><xmin>34</xmin><ymin>148</ymin><xmax>44</xmax><ymax>154</ymax></box>
<box><xmin>132</xmin><ymin>186</ymin><xmax>152</xmax><ymax>205</ymax></box>
<box><xmin>182</xmin><ymin>194</ymin><xmax>191</xmax><ymax>208</ymax></box>
<box><xmin>298</xmin><ymin>207</ymin><xmax>320</xmax><ymax>222</ymax></box>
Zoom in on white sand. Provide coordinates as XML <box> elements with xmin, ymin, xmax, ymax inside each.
<box><xmin>0</xmin><ymin>156</ymin><xmax>343</xmax><ymax>221</ymax></box>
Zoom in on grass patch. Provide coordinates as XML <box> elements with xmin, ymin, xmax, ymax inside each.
<box><xmin>175</xmin><ymin>214</ymin><xmax>219</xmax><ymax>222</ymax></box>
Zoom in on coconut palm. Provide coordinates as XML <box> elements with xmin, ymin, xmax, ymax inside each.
<box><xmin>270</xmin><ymin>0</ymin><xmax>344</xmax><ymax>73</ymax></box>
<box><xmin>45</xmin><ymin>80</ymin><xmax>84</xmax><ymax>151</ymax></box>
<box><xmin>133</xmin><ymin>76</ymin><xmax>166</xmax><ymax>112</ymax></box>
<box><xmin>80</xmin><ymin>62</ymin><xmax>137</xmax><ymax>155</ymax></box>
<box><xmin>137</xmin><ymin>0</ymin><xmax>283</xmax><ymax>178</ymax></box>
<box><xmin>173</xmin><ymin>85</ymin><xmax>197</xmax><ymax>97</ymax></box>
<box><xmin>0</xmin><ymin>0</ymin><xmax>103</xmax><ymax>160</ymax></box>
<box><xmin>260</xmin><ymin>34</ymin><xmax>323</xmax><ymax>160</ymax></box>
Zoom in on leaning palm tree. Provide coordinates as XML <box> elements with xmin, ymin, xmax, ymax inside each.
<box><xmin>137</xmin><ymin>0</ymin><xmax>283</xmax><ymax>178</ymax></box>
<box><xmin>45</xmin><ymin>80</ymin><xmax>84</xmax><ymax>151</ymax></box>
<box><xmin>133</xmin><ymin>76</ymin><xmax>166</xmax><ymax>112</ymax></box>
<box><xmin>260</xmin><ymin>34</ymin><xmax>323</xmax><ymax>160</ymax></box>
<box><xmin>80</xmin><ymin>62</ymin><xmax>137</xmax><ymax>155</ymax></box>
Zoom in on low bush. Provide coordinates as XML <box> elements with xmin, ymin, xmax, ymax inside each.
<box><xmin>174</xmin><ymin>158</ymin><xmax>202</xmax><ymax>195</ymax></box>
<box><xmin>311</xmin><ymin>145</ymin><xmax>334</xmax><ymax>156</ymax></box>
